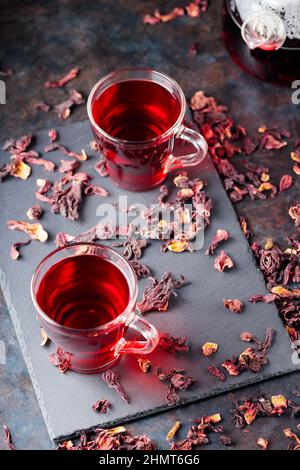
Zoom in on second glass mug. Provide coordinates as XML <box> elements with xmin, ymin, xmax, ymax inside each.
<box><xmin>31</xmin><ymin>243</ymin><xmax>159</xmax><ymax>373</ymax></box>
<box><xmin>87</xmin><ymin>68</ymin><xmax>208</xmax><ymax>191</ymax></box>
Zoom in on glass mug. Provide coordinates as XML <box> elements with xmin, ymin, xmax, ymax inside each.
<box><xmin>31</xmin><ymin>243</ymin><xmax>159</xmax><ymax>373</ymax></box>
<box><xmin>87</xmin><ymin>68</ymin><xmax>208</xmax><ymax>191</ymax></box>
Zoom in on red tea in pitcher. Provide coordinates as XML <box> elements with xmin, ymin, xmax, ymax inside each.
<box><xmin>222</xmin><ymin>0</ymin><xmax>300</xmax><ymax>85</ymax></box>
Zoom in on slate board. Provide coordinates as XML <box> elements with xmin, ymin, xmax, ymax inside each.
<box><xmin>0</xmin><ymin>120</ymin><xmax>298</xmax><ymax>442</ymax></box>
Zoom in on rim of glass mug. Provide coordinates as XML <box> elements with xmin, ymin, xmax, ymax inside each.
<box><xmin>31</xmin><ymin>242</ymin><xmax>138</xmax><ymax>335</ymax></box>
<box><xmin>87</xmin><ymin>67</ymin><xmax>187</xmax><ymax>146</ymax></box>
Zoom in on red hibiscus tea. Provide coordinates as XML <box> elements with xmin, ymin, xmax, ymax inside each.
<box><xmin>91</xmin><ymin>79</ymin><xmax>180</xmax><ymax>190</ymax></box>
<box><xmin>87</xmin><ymin>68</ymin><xmax>207</xmax><ymax>191</ymax></box>
<box><xmin>32</xmin><ymin>244</ymin><xmax>159</xmax><ymax>373</ymax></box>
<box><xmin>36</xmin><ymin>254</ymin><xmax>130</xmax><ymax>329</ymax></box>
<box><xmin>92</xmin><ymin>80</ymin><xmax>180</xmax><ymax>142</ymax></box>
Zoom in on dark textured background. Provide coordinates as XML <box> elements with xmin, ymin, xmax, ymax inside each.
<box><xmin>0</xmin><ymin>0</ymin><xmax>299</xmax><ymax>450</ymax></box>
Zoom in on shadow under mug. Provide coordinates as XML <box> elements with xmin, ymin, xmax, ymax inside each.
<box><xmin>31</xmin><ymin>243</ymin><xmax>159</xmax><ymax>374</ymax></box>
<box><xmin>87</xmin><ymin>68</ymin><xmax>208</xmax><ymax>191</ymax></box>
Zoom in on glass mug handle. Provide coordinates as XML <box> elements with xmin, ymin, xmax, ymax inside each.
<box><xmin>115</xmin><ymin>315</ymin><xmax>159</xmax><ymax>355</ymax></box>
<box><xmin>164</xmin><ymin>125</ymin><xmax>208</xmax><ymax>174</ymax></box>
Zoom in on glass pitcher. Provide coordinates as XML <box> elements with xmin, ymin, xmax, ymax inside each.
<box><xmin>222</xmin><ymin>0</ymin><xmax>300</xmax><ymax>84</ymax></box>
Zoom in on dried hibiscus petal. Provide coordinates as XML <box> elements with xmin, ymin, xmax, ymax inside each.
<box><xmin>190</xmin><ymin>90</ymin><xmax>220</xmax><ymax>112</ymax></box>
<box><xmin>54</xmin><ymin>89</ymin><xmax>84</xmax><ymax>120</ymax></box>
<box><xmin>171</xmin><ymin>412</ymin><xmax>222</xmax><ymax>450</ymax></box>
<box><xmin>222</xmin><ymin>359</ymin><xmax>241</xmax><ymax>376</ymax></box>
<box><xmin>3</xmin><ymin>425</ymin><xmax>16</xmax><ymax>450</ymax></box>
<box><xmin>40</xmin><ymin>327</ymin><xmax>49</xmax><ymax>346</ymax></box>
<box><xmin>261</xmin><ymin>172</ymin><xmax>270</xmax><ymax>182</ymax></box>
<box><xmin>171</xmin><ymin>372</ymin><xmax>196</xmax><ymax>390</ymax></box>
<box><xmin>166</xmin><ymin>385</ymin><xmax>180</xmax><ymax>406</ymax></box>
<box><xmin>101</xmin><ymin>370</ymin><xmax>129</xmax><ymax>404</ymax></box>
<box><xmin>258</xmin><ymin>182</ymin><xmax>277</xmax><ymax>196</ymax></box>
<box><xmin>271</xmin><ymin>286</ymin><xmax>300</xmax><ymax>299</ymax></box>
<box><xmin>170</xmin><ymin>438</ymin><xmax>194</xmax><ymax>450</ymax></box>
<box><xmin>44</xmin><ymin>67</ymin><xmax>79</xmax><ymax>88</ymax></box>
<box><xmin>159</xmin><ymin>369</ymin><xmax>196</xmax><ymax>391</ymax></box>
<box><xmin>26</xmin><ymin>205</ymin><xmax>43</xmax><ymax>220</ymax></box>
<box><xmin>257</xmin><ymin>437</ymin><xmax>269</xmax><ymax>450</ymax></box>
<box><xmin>260</xmin><ymin>133</ymin><xmax>287</xmax><ymax>150</ymax></box>
<box><xmin>137</xmin><ymin>272</ymin><xmax>184</xmax><ymax>314</ymax></box>
<box><xmin>207</xmin><ymin>366</ymin><xmax>226</xmax><ymax>381</ymax></box>
<box><xmin>145</xmin><ymin>7</ymin><xmax>185</xmax><ymax>24</ymax></box>
<box><xmin>36</xmin><ymin>178</ymin><xmax>52</xmax><ymax>193</ymax></box>
<box><xmin>158</xmin><ymin>184</ymin><xmax>169</xmax><ymax>205</ymax></box>
<box><xmin>283</xmin><ymin>428</ymin><xmax>300</xmax><ymax>447</ymax></box>
<box><xmin>240</xmin><ymin>332</ymin><xmax>254</xmax><ymax>342</ymax></box>
<box><xmin>25</xmin><ymin>156</ymin><xmax>55</xmax><ymax>172</ymax></box>
<box><xmin>113</xmin><ymin>238</ymin><xmax>148</xmax><ymax>260</ymax></box>
<box><xmin>49</xmin><ymin>348</ymin><xmax>72</xmax><ymax>373</ymax></box>
<box><xmin>186</xmin><ymin>2</ymin><xmax>201</xmax><ymax>18</ymax></box>
<box><xmin>257</xmin><ymin>327</ymin><xmax>274</xmax><ymax>353</ymax></box>
<box><xmin>34</xmin><ymin>102</ymin><xmax>50</xmax><ymax>112</ymax></box>
<box><xmin>144</xmin><ymin>0</ymin><xmax>207</xmax><ymax>25</ymax></box>
<box><xmin>289</xmin><ymin>203</ymin><xmax>300</xmax><ymax>227</ymax></box>
<box><xmin>143</xmin><ymin>14</ymin><xmax>160</xmax><ymax>25</ymax></box>
<box><xmin>51</xmin><ymin>174</ymin><xmax>87</xmax><ymax>221</ymax></box>
<box><xmin>223</xmin><ymin>298</ymin><xmax>244</xmax><ymax>313</ymax></box>
<box><xmin>58</xmin><ymin>159</ymin><xmax>81</xmax><ymax>174</ymax></box>
<box><xmin>200</xmin><ymin>413</ymin><xmax>222</xmax><ymax>426</ymax></box>
<box><xmin>10</xmin><ymin>160</ymin><xmax>31</xmax><ymax>180</ymax></box>
<box><xmin>177</xmin><ymin>187</ymin><xmax>194</xmax><ymax>200</ymax></box>
<box><xmin>136</xmin><ymin>356</ymin><xmax>151</xmax><ymax>373</ymax></box>
<box><xmin>238</xmin><ymin>347</ymin><xmax>268</xmax><ymax>373</ymax></box>
<box><xmin>48</xmin><ymin>129</ymin><xmax>58</xmax><ymax>142</ymax></box>
<box><xmin>44</xmin><ymin>142</ymin><xmax>87</xmax><ymax>161</ymax></box>
<box><xmin>164</xmin><ymin>239</ymin><xmax>192</xmax><ymax>253</ymax></box>
<box><xmin>92</xmin><ymin>399</ymin><xmax>110</xmax><ymax>414</ymax></box>
<box><xmin>10</xmin><ymin>239</ymin><xmax>31</xmax><ymax>260</ymax></box>
<box><xmin>239</xmin><ymin>216</ymin><xmax>252</xmax><ymax>239</ymax></box>
<box><xmin>271</xmin><ymin>395</ymin><xmax>287</xmax><ymax>413</ymax></box>
<box><xmin>201</xmin><ymin>342</ymin><xmax>218</xmax><ymax>356</ymax></box>
<box><xmin>249</xmin><ymin>294</ymin><xmax>276</xmax><ymax>303</ymax></box>
<box><xmin>293</xmin><ymin>164</ymin><xmax>300</xmax><ymax>175</ymax></box>
<box><xmin>243</xmin><ymin>404</ymin><xmax>258</xmax><ymax>425</ymax></box>
<box><xmin>173</xmin><ymin>171</ymin><xmax>190</xmax><ymax>188</ymax></box>
<box><xmin>264</xmin><ymin>237</ymin><xmax>274</xmax><ymax>250</ymax></box>
<box><xmin>55</xmin><ymin>232</ymin><xmax>75</xmax><ymax>247</ymax></box>
<box><xmin>159</xmin><ymin>332</ymin><xmax>188</xmax><ymax>355</ymax></box>
<box><xmin>214</xmin><ymin>250</ymin><xmax>234</xmax><ymax>272</ymax></box>
<box><xmin>7</xmin><ymin>220</ymin><xmax>48</xmax><ymax>242</ymax></box>
<box><xmin>4</xmin><ymin>134</ymin><xmax>32</xmax><ymax>153</ymax></box>
<box><xmin>279</xmin><ymin>174</ymin><xmax>293</xmax><ymax>192</ymax></box>
<box><xmin>291</xmin><ymin>148</ymin><xmax>300</xmax><ymax>162</ymax></box>
<box><xmin>206</xmin><ymin>229</ymin><xmax>229</xmax><ymax>255</ymax></box>
<box><xmin>130</xmin><ymin>260</ymin><xmax>151</xmax><ymax>279</ymax></box>
<box><xmin>219</xmin><ymin>434</ymin><xmax>232</xmax><ymax>447</ymax></box>
<box><xmin>94</xmin><ymin>157</ymin><xmax>109</xmax><ymax>177</ymax></box>
<box><xmin>166</xmin><ymin>421</ymin><xmax>181</xmax><ymax>441</ymax></box>
<box><xmin>84</xmin><ymin>184</ymin><xmax>109</xmax><ymax>197</ymax></box>
<box><xmin>89</xmin><ymin>140</ymin><xmax>99</xmax><ymax>152</ymax></box>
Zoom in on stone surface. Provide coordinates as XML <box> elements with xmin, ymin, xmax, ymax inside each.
<box><xmin>0</xmin><ymin>0</ymin><xmax>299</xmax><ymax>450</ymax></box>
<box><xmin>0</xmin><ymin>120</ymin><xmax>298</xmax><ymax>441</ymax></box>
